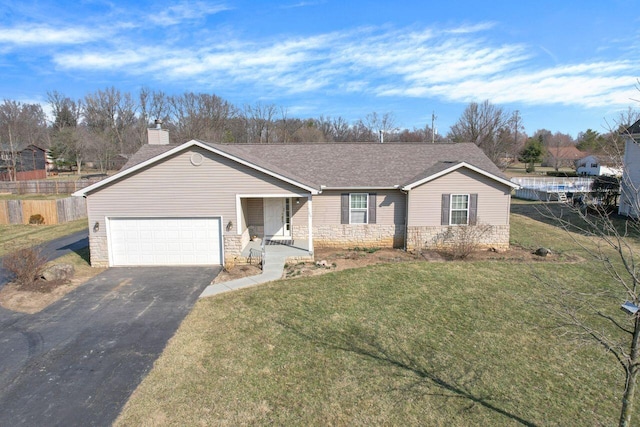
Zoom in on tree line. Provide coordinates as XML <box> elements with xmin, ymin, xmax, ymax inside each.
<box><xmin>0</xmin><ymin>87</ymin><xmax>637</xmax><ymax>176</ymax></box>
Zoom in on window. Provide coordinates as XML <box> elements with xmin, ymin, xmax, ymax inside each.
<box><xmin>341</xmin><ymin>193</ymin><xmax>377</xmax><ymax>225</ymax></box>
<box><xmin>441</xmin><ymin>193</ymin><xmax>477</xmax><ymax>226</ymax></box>
<box><xmin>450</xmin><ymin>194</ymin><xmax>469</xmax><ymax>225</ymax></box>
<box><xmin>350</xmin><ymin>193</ymin><xmax>368</xmax><ymax>224</ymax></box>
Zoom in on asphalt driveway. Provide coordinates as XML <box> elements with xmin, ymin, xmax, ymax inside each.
<box><xmin>0</xmin><ymin>266</ymin><xmax>220</xmax><ymax>426</ymax></box>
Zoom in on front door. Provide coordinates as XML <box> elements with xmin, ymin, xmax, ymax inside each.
<box><xmin>264</xmin><ymin>198</ymin><xmax>291</xmax><ymax>239</ymax></box>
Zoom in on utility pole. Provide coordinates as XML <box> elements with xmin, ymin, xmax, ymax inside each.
<box><xmin>513</xmin><ymin>110</ymin><xmax>520</xmax><ymax>164</ymax></box>
<box><xmin>431</xmin><ymin>111</ymin><xmax>437</xmax><ymax>143</ymax></box>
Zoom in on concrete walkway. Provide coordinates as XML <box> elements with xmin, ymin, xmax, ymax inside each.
<box><xmin>199</xmin><ymin>253</ymin><xmax>287</xmax><ymax>298</ymax></box>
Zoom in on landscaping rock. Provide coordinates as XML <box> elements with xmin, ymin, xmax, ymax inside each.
<box><xmin>41</xmin><ymin>264</ymin><xmax>75</xmax><ymax>282</ymax></box>
<box><xmin>533</xmin><ymin>247</ymin><xmax>551</xmax><ymax>257</ymax></box>
<box><xmin>316</xmin><ymin>260</ymin><xmax>329</xmax><ymax>267</ymax></box>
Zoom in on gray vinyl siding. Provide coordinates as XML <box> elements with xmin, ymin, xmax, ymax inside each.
<box><xmin>86</xmin><ymin>147</ymin><xmax>306</xmax><ymax>242</ymax></box>
<box><xmin>246</xmin><ymin>198</ymin><xmax>264</xmax><ymax>226</ymax></box>
<box><xmin>408</xmin><ymin>168</ymin><xmax>511</xmax><ymax>227</ymax></box>
<box><xmin>291</xmin><ymin>198</ymin><xmax>307</xmax><ymax>229</ymax></box>
<box><xmin>312</xmin><ymin>190</ymin><xmax>406</xmax><ymax>226</ymax></box>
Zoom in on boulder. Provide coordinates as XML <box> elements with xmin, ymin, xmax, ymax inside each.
<box><xmin>533</xmin><ymin>247</ymin><xmax>551</xmax><ymax>257</ymax></box>
<box><xmin>41</xmin><ymin>263</ymin><xmax>75</xmax><ymax>282</ymax></box>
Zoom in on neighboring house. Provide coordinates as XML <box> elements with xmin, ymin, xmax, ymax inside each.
<box><xmin>74</xmin><ymin>131</ymin><xmax>518</xmax><ymax>267</ymax></box>
<box><xmin>619</xmin><ymin>119</ymin><xmax>640</xmax><ymax>217</ymax></box>
<box><xmin>575</xmin><ymin>155</ymin><xmax>622</xmax><ymax>176</ymax></box>
<box><xmin>542</xmin><ymin>146</ymin><xmax>585</xmax><ymax>169</ymax></box>
<box><xmin>0</xmin><ymin>144</ymin><xmax>47</xmax><ymax>181</ymax></box>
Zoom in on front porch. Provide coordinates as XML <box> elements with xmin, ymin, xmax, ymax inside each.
<box><xmin>228</xmin><ymin>194</ymin><xmax>314</xmax><ymax>267</ymax></box>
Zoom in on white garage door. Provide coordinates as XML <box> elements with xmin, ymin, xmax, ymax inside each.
<box><xmin>108</xmin><ymin>217</ymin><xmax>222</xmax><ymax>266</ymax></box>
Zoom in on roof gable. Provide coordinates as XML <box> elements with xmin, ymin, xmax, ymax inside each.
<box><xmin>625</xmin><ymin>118</ymin><xmax>640</xmax><ymax>136</ymax></box>
<box><xmin>401</xmin><ymin>161</ymin><xmax>518</xmax><ymax>190</ymax></box>
<box><xmin>74</xmin><ymin>140</ymin><xmax>321</xmax><ymax>196</ymax></box>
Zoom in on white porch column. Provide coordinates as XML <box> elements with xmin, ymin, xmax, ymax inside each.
<box><xmin>307</xmin><ymin>195</ymin><xmax>313</xmax><ymax>254</ymax></box>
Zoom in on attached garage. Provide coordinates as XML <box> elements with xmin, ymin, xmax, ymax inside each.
<box><xmin>107</xmin><ymin>217</ymin><xmax>222</xmax><ymax>266</ymax></box>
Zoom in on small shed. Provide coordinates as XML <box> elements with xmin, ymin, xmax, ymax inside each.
<box><xmin>0</xmin><ymin>145</ymin><xmax>47</xmax><ymax>181</ymax></box>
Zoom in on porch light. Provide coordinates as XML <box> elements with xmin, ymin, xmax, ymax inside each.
<box><xmin>621</xmin><ymin>301</ymin><xmax>639</xmax><ymax>315</ymax></box>
<box><xmin>226</xmin><ymin>221</ymin><xmax>233</xmax><ymax>231</ymax></box>
<box><xmin>93</xmin><ymin>222</ymin><xmax>100</xmax><ymax>232</ymax></box>
<box><xmin>296</xmin><ymin>198</ymin><xmax>300</xmax><ymax>204</ymax></box>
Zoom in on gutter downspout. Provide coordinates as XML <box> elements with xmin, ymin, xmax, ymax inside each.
<box><xmin>401</xmin><ymin>188</ymin><xmax>409</xmax><ymax>251</ymax></box>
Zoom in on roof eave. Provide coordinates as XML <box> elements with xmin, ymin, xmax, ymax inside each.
<box><xmin>319</xmin><ymin>186</ymin><xmax>400</xmax><ymax>191</ymax></box>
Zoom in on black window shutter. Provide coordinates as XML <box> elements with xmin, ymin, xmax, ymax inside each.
<box><xmin>341</xmin><ymin>193</ymin><xmax>349</xmax><ymax>224</ymax></box>
<box><xmin>368</xmin><ymin>193</ymin><xmax>377</xmax><ymax>224</ymax></box>
<box><xmin>469</xmin><ymin>194</ymin><xmax>478</xmax><ymax>225</ymax></box>
<box><xmin>441</xmin><ymin>194</ymin><xmax>450</xmax><ymax>225</ymax></box>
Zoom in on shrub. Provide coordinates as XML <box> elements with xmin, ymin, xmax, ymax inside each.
<box><xmin>546</xmin><ymin>171</ymin><xmax>579</xmax><ymax>177</ymax></box>
<box><xmin>29</xmin><ymin>214</ymin><xmax>45</xmax><ymax>225</ymax></box>
<box><xmin>2</xmin><ymin>246</ymin><xmax>48</xmax><ymax>290</ymax></box>
<box><xmin>437</xmin><ymin>223</ymin><xmax>494</xmax><ymax>260</ymax></box>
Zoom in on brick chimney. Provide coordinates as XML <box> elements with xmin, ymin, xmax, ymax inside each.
<box><xmin>147</xmin><ymin>119</ymin><xmax>170</xmax><ymax>145</ymax></box>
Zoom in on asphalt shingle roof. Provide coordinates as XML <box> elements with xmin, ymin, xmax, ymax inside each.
<box><xmin>121</xmin><ymin>141</ymin><xmax>508</xmax><ymax>190</ymax></box>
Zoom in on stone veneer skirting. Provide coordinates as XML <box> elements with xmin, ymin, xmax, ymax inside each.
<box><xmin>89</xmin><ymin>234</ymin><xmax>109</xmax><ymax>268</ymax></box>
<box><xmin>406</xmin><ymin>224</ymin><xmax>510</xmax><ymax>251</ymax></box>
<box><xmin>312</xmin><ymin>224</ymin><xmax>405</xmax><ymax>249</ymax></box>
<box><xmin>90</xmin><ymin>223</ymin><xmax>510</xmax><ymax>268</ymax></box>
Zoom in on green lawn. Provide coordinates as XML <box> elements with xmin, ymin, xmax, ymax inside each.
<box><xmin>115</xmin><ymin>207</ymin><xmax>637</xmax><ymax>426</ymax></box>
<box><xmin>0</xmin><ymin>219</ymin><xmax>88</xmax><ymax>256</ymax></box>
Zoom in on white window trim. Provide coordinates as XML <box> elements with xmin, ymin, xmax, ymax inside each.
<box><xmin>449</xmin><ymin>194</ymin><xmax>470</xmax><ymax>226</ymax></box>
<box><xmin>349</xmin><ymin>193</ymin><xmax>369</xmax><ymax>224</ymax></box>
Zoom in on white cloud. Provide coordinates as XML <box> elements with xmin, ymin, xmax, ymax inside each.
<box><xmin>45</xmin><ymin>21</ymin><xmax>640</xmax><ymax>109</ymax></box>
<box><xmin>0</xmin><ymin>25</ymin><xmax>101</xmax><ymax>45</ymax></box>
<box><xmin>148</xmin><ymin>2</ymin><xmax>231</xmax><ymax>26</ymax></box>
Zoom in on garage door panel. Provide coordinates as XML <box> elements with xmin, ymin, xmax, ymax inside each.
<box><xmin>109</xmin><ymin>217</ymin><xmax>221</xmax><ymax>266</ymax></box>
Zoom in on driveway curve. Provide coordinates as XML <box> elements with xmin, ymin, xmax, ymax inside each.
<box><xmin>0</xmin><ymin>266</ymin><xmax>220</xmax><ymax>426</ymax></box>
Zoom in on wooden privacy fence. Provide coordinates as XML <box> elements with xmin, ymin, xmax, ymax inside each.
<box><xmin>0</xmin><ymin>179</ymin><xmax>102</xmax><ymax>195</ymax></box>
<box><xmin>0</xmin><ymin>197</ymin><xmax>87</xmax><ymax>225</ymax></box>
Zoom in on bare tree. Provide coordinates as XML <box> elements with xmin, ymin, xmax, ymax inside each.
<box><xmin>290</xmin><ymin>120</ymin><xmax>326</xmax><ymax>142</ymax></box>
<box><xmin>137</xmin><ymin>88</ymin><xmax>170</xmax><ymax>148</ymax></box>
<box><xmin>168</xmin><ymin>92</ymin><xmax>236</xmax><ymax>143</ymax></box>
<box><xmin>83</xmin><ymin>87</ymin><xmax>138</xmax><ymax>169</ymax></box>
<box><xmin>538</xmin><ymin>121</ymin><xmax>640</xmax><ymax>426</ymax></box>
<box><xmin>362</xmin><ymin>112</ymin><xmax>398</xmax><ymax>142</ymax></box>
<box><xmin>48</xmin><ymin>91</ymin><xmax>88</xmax><ymax>174</ymax></box>
<box><xmin>448</xmin><ymin>100</ymin><xmax>511</xmax><ymax>167</ymax></box>
<box><xmin>316</xmin><ymin>115</ymin><xmax>351</xmax><ymax>142</ymax></box>
<box><xmin>243</xmin><ymin>102</ymin><xmax>278</xmax><ymax>143</ymax></box>
<box><xmin>0</xmin><ymin>100</ymin><xmax>48</xmax><ymax>180</ymax></box>
<box><xmin>275</xmin><ymin>108</ymin><xmax>307</xmax><ymax>143</ymax></box>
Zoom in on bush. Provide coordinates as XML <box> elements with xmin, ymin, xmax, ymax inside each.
<box><xmin>29</xmin><ymin>214</ymin><xmax>45</xmax><ymax>225</ymax></box>
<box><xmin>2</xmin><ymin>246</ymin><xmax>48</xmax><ymax>290</ymax></box>
<box><xmin>437</xmin><ymin>223</ymin><xmax>494</xmax><ymax>260</ymax></box>
<box><xmin>546</xmin><ymin>171</ymin><xmax>579</xmax><ymax>177</ymax></box>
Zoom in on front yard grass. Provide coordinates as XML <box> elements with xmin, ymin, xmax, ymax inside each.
<box><xmin>0</xmin><ymin>219</ymin><xmax>87</xmax><ymax>256</ymax></box>
<box><xmin>115</xmin><ymin>204</ymin><xmax>638</xmax><ymax>426</ymax></box>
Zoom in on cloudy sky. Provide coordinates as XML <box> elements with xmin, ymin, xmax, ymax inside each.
<box><xmin>1</xmin><ymin>0</ymin><xmax>639</xmax><ymax>137</ymax></box>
